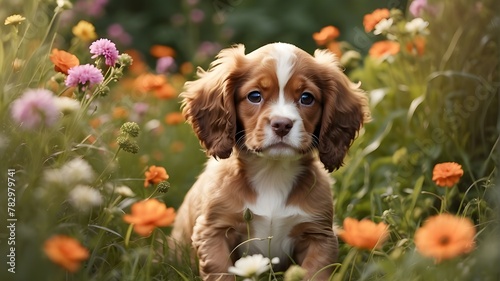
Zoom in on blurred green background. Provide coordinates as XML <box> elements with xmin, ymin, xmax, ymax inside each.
<box><xmin>90</xmin><ymin>0</ymin><xmax>408</xmax><ymax>65</ymax></box>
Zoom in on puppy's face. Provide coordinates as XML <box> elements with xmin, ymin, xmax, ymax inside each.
<box><xmin>234</xmin><ymin>44</ymin><xmax>323</xmax><ymax>158</ymax></box>
<box><xmin>181</xmin><ymin>43</ymin><xmax>370</xmax><ymax>172</ymax></box>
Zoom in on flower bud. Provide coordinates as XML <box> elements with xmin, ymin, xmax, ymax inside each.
<box><xmin>243</xmin><ymin>208</ymin><xmax>253</xmax><ymax>222</ymax></box>
<box><xmin>117</xmin><ymin>53</ymin><xmax>133</xmax><ymax>67</ymax></box>
<box><xmin>120</xmin><ymin>122</ymin><xmax>140</xmax><ymax>137</ymax></box>
<box><xmin>284</xmin><ymin>265</ymin><xmax>307</xmax><ymax>281</ymax></box>
<box><xmin>157</xmin><ymin>181</ymin><xmax>170</xmax><ymax>193</ymax></box>
<box><xmin>117</xmin><ymin>136</ymin><xmax>139</xmax><ymax>154</ymax></box>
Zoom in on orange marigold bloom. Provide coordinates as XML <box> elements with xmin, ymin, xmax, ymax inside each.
<box><xmin>134</xmin><ymin>73</ymin><xmax>167</xmax><ymax>93</ymax></box>
<box><xmin>368</xmin><ymin>40</ymin><xmax>400</xmax><ymax>58</ymax></box>
<box><xmin>150</xmin><ymin>45</ymin><xmax>176</xmax><ymax>58</ymax></box>
<box><xmin>123</xmin><ymin>198</ymin><xmax>176</xmax><ymax>236</ymax></box>
<box><xmin>165</xmin><ymin>112</ymin><xmax>184</xmax><ymax>125</ymax></box>
<box><xmin>363</xmin><ymin>8</ymin><xmax>390</xmax><ymax>32</ymax></box>
<box><xmin>312</xmin><ymin>25</ymin><xmax>340</xmax><ymax>46</ymax></box>
<box><xmin>43</xmin><ymin>235</ymin><xmax>89</xmax><ymax>272</ymax></box>
<box><xmin>338</xmin><ymin>218</ymin><xmax>389</xmax><ymax>250</ymax></box>
<box><xmin>432</xmin><ymin>162</ymin><xmax>464</xmax><ymax>187</ymax></box>
<box><xmin>414</xmin><ymin>213</ymin><xmax>476</xmax><ymax>263</ymax></box>
<box><xmin>144</xmin><ymin>165</ymin><xmax>169</xmax><ymax>187</ymax></box>
<box><xmin>49</xmin><ymin>49</ymin><xmax>80</xmax><ymax>75</ymax></box>
<box><xmin>154</xmin><ymin>83</ymin><xmax>177</xmax><ymax>100</ymax></box>
<box><xmin>406</xmin><ymin>36</ymin><xmax>426</xmax><ymax>56</ymax></box>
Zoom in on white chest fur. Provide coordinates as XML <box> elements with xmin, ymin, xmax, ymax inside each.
<box><xmin>243</xmin><ymin>157</ymin><xmax>311</xmax><ymax>260</ymax></box>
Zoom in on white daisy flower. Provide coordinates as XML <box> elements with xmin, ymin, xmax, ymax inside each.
<box><xmin>228</xmin><ymin>254</ymin><xmax>274</xmax><ymax>279</ymax></box>
<box><xmin>374</xmin><ymin>18</ymin><xmax>393</xmax><ymax>35</ymax></box>
<box><xmin>55</xmin><ymin>96</ymin><xmax>80</xmax><ymax>115</ymax></box>
<box><xmin>68</xmin><ymin>185</ymin><xmax>103</xmax><ymax>211</ymax></box>
<box><xmin>405</xmin><ymin>18</ymin><xmax>429</xmax><ymax>35</ymax></box>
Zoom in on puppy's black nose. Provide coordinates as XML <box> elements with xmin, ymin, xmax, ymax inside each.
<box><xmin>271</xmin><ymin>117</ymin><xmax>293</xmax><ymax>137</ymax></box>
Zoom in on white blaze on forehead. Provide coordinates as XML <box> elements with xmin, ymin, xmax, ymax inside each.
<box><xmin>270</xmin><ymin>43</ymin><xmax>296</xmax><ymax>101</ymax></box>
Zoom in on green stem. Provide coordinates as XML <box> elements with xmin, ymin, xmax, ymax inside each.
<box><xmin>124</xmin><ymin>223</ymin><xmax>134</xmax><ymax>248</ymax></box>
<box><xmin>331</xmin><ymin>248</ymin><xmax>358</xmax><ymax>281</ymax></box>
<box><xmin>93</xmin><ymin>147</ymin><xmax>121</xmax><ymax>186</ymax></box>
<box><xmin>146</xmin><ymin>183</ymin><xmax>163</xmax><ymax>199</ymax></box>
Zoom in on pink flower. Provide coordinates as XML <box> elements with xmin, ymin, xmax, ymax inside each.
<box><xmin>89</xmin><ymin>38</ymin><xmax>119</xmax><ymax>66</ymax></box>
<box><xmin>190</xmin><ymin>9</ymin><xmax>205</xmax><ymax>23</ymax></box>
<box><xmin>107</xmin><ymin>24</ymin><xmax>132</xmax><ymax>46</ymax></box>
<box><xmin>409</xmin><ymin>0</ymin><xmax>438</xmax><ymax>17</ymax></box>
<box><xmin>11</xmin><ymin>89</ymin><xmax>60</xmax><ymax>130</ymax></box>
<box><xmin>65</xmin><ymin>64</ymin><xmax>104</xmax><ymax>88</ymax></box>
<box><xmin>155</xmin><ymin>56</ymin><xmax>176</xmax><ymax>74</ymax></box>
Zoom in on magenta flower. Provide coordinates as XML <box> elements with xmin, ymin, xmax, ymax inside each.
<box><xmin>11</xmin><ymin>89</ymin><xmax>60</xmax><ymax>130</ymax></box>
<box><xmin>89</xmin><ymin>38</ymin><xmax>119</xmax><ymax>66</ymax></box>
<box><xmin>66</xmin><ymin>64</ymin><xmax>104</xmax><ymax>88</ymax></box>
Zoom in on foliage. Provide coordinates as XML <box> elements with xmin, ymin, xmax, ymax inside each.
<box><xmin>0</xmin><ymin>0</ymin><xmax>498</xmax><ymax>280</ymax></box>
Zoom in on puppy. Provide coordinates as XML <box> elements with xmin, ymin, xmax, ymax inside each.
<box><xmin>171</xmin><ymin>43</ymin><xmax>370</xmax><ymax>280</ymax></box>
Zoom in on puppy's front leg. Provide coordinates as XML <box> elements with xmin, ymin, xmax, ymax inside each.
<box><xmin>192</xmin><ymin>215</ymin><xmax>235</xmax><ymax>281</ymax></box>
<box><xmin>294</xmin><ymin>225</ymin><xmax>339</xmax><ymax>280</ymax></box>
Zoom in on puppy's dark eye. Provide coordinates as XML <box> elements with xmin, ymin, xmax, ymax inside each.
<box><xmin>300</xmin><ymin>92</ymin><xmax>314</xmax><ymax>105</ymax></box>
<box><xmin>247</xmin><ymin>91</ymin><xmax>262</xmax><ymax>103</ymax></box>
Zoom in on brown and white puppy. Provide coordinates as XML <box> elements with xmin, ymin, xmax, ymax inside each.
<box><xmin>171</xmin><ymin>43</ymin><xmax>370</xmax><ymax>280</ymax></box>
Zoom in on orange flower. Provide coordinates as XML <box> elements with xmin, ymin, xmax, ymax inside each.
<box><xmin>135</xmin><ymin>73</ymin><xmax>166</xmax><ymax>92</ymax></box>
<box><xmin>112</xmin><ymin>106</ymin><xmax>129</xmax><ymax>119</ymax></box>
<box><xmin>432</xmin><ymin>162</ymin><xmax>463</xmax><ymax>187</ymax></box>
<box><xmin>363</xmin><ymin>8</ymin><xmax>390</xmax><ymax>32</ymax></box>
<box><xmin>154</xmin><ymin>83</ymin><xmax>177</xmax><ymax>100</ymax></box>
<box><xmin>406</xmin><ymin>36</ymin><xmax>426</xmax><ymax>56</ymax></box>
<box><xmin>123</xmin><ymin>199</ymin><xmax>176</xmax><ymax>236</ymax></box>
<box><xmin>170</xmin><ymin>141</ymin><xmax>185</xmax><ymax>153</ymax></box>
<box><xmin>338</xmin><ymin>218</ymin><xmax>389</xmax><ymax>250</ymax></box>
<box><xmin>150</xmin><ymin>45</ymin><xmax>176</xmax><ymax>58</ymax></box>
<box><xmin>368</xmin><ymin>40</ymin><xmax>400</xmax><ymax>58</ymax></box>
<box><xmin>414</xmin><ymin>213</ymin><xmax>475</xmax><ymax>263</ymax></box>
<box><xmin>89</xmin><ymin>117</ymin><xmax>101</xmax><ymax>129</ymax></box>
<box><xmin>144</xmin><ymin>165</ymin><xmax>169</xmax><ymax>187</ymax></box>
<box><xmin>180</xmin><ymin>62</ymin><xmax>194</xmax><ymax>75</ymax></box>
<box><xmin>165</xmin><ymin>112</ymin><xmax>184</xmax><ymax>125</ymax></box>
<box><xmin>134</xmin><ymin>73</ymin><xmax>177</xmax><ymax>99</ymax></box>
<box><xmin>49</xmin><ymin>49</ymin><xmax>80</xmax><ymax>75</ymax></box>
<box><xmin>43</xmin><ymin>235</ymin><xmax>89</xmax><ymax>272</ymax></box>
<box><xmin>327</xmin><ymin>41</ymin><xmax>342</xmax><ymax>58</ymax></box>
<box><xmin>312</xmin><ymin>25</ymin><xmax>340</xmax><ymax>46</ymax></box>
<box><xmin>126</xmin><ymin>49</ymin><xmax>148</xmax><ymax>75</ymax></box>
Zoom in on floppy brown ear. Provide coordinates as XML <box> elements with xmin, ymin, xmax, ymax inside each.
<box><xmin>313</xmin><ymin>49</ymin><xmax>371</xmax><ymax>172</ymax></box>
<box><xmin>181</xmin><ymin>44</ymin><xmax>246</xmax><ymax>159</ymax></box>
